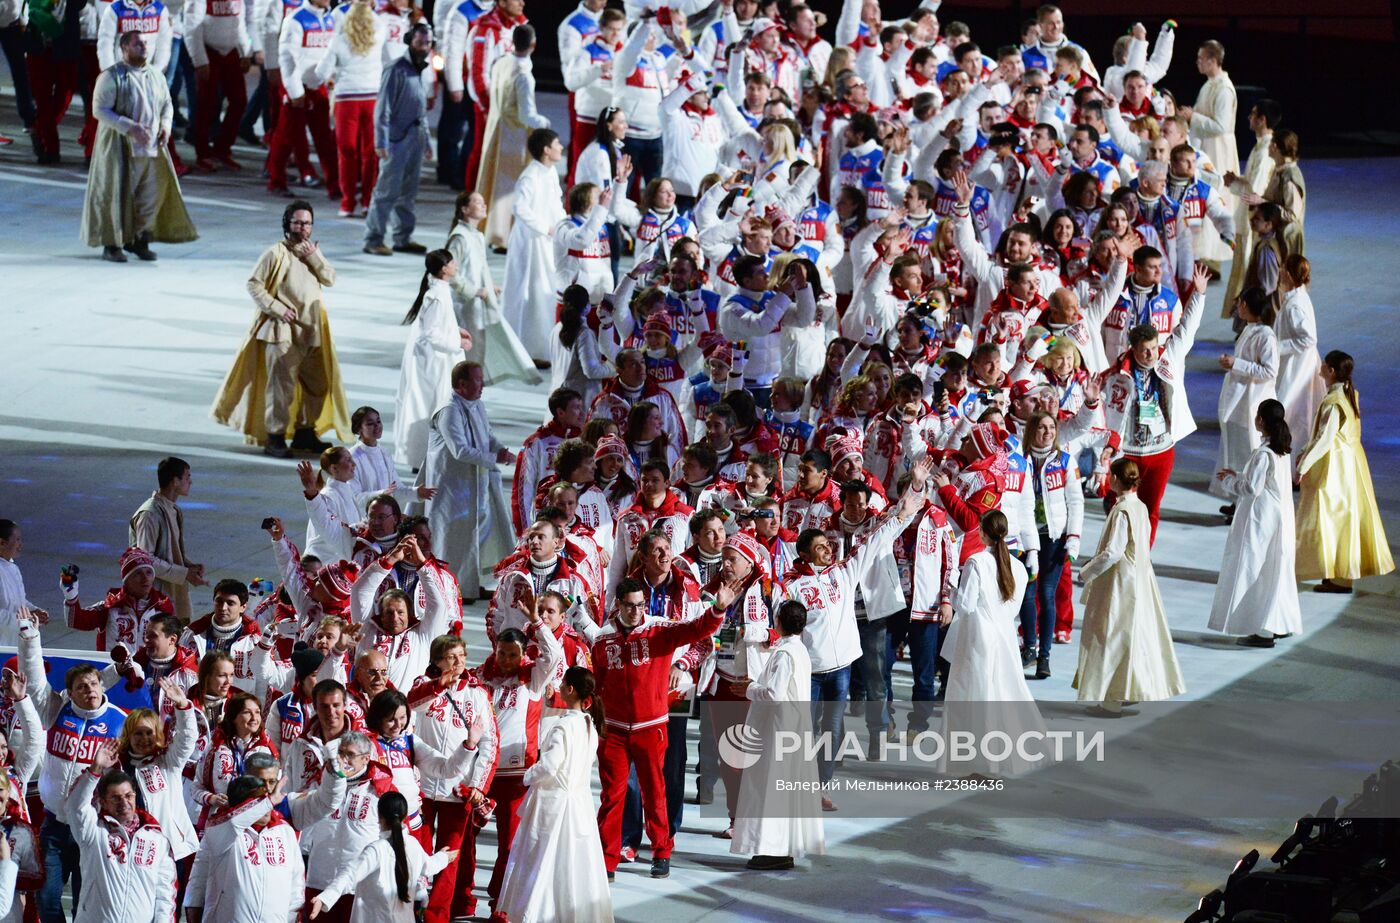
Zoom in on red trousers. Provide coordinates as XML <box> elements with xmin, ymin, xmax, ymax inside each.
<box><xmin>464</xmin><ymin>101</ymin><xmax>488</xmax><ymax>191</ymax></box>
<box><xmin>1111</xmin><ymin>447</ymin><xmax>1175</xmax><ymax>545</ymax></box>
<box><xmin>1053</xmin><ymin>559</ymin><xmax>1074</xmax><ymax>636</ymax></box>
<box><xmin>567</xmin><ymin>114</ymin><xmax>594</xmax><ymax>185</ymax></box>
<box><xmin>707</xmin><ymin>679</ymin><xmax>750</xmax><ymax>821</ymax></box>
<box><xmin>25</xmin><ymin>50</ymin><xmax>79</xmax><ymax>157</ymax></box>
<box><xmin>421</xmin><ymin>798</ymin><xmax>478</xmax><ymax>923</ymax></box>
<box><xmin>304</xmin><ymin>887</ymin><xmax>352</xmax><ymax>923</ymax></box>
<box><xmin>597</xmin><ymin>724</ymin><xmax>671</xmax><ymax>871</ymax></box>
<box><xmin>194</xmin><ymin>47</ymin><xmax>247</xmax><ymax>159</ymax></box>
<box><xmin>77</xmin><ymin>41</ymin><xmax>98</xmax><ymax>156</ymax></box>
<box><xmin>486</xmin><ymin>774</ymin><xmax>528</xmax><ymax>907</ymax></box>
<box><xmin>267</xmin><ymin>86</ymin><xmax>338</xmax><ymax>195</ymax></box>
<box><xmin>333</xmin><ymin>98</ymin><xmax>378</xmax><ymax>212</ymax></box>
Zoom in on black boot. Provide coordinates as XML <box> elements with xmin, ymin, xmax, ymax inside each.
<box><xmin>291</xmin><ymin>427</ymin><xmax>331</xmax><ymax>453</ymax></box>
<box><xmin>1035</xmin><ymin>657</ymin><xmax>1051</xmax><ymax>680</ymax></box>
<box><xmin>125</xmin><ymin>234</ymin><xmax>157</xmax><ymax>261</ymax></box>
<box><xmin>102</xmin><ymin>246</ymin><xmax>128</xmax><ymax>263</ymax></box>
<box><xmin>264</xmin><ymin>434</ymin><xmax>293</xmax><ymax>459</ymax></box>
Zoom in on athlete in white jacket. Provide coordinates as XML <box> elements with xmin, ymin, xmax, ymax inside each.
<box><xmin>67</xmin><ymin>744</ymin><xmax>177</xmax><ymax>923</ymax></box>
<box><xmin>185</xmin><ymin>775</ymin><xmax>305</xmax><ymax>922</ymax></box>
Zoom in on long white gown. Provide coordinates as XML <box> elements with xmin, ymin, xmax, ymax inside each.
<box><xmin>1274</xmin><ymin>286</ymin><xmax>1325</xmax><ymax>468</ymax></box>
<box><xmin>423</xmin><ymin>392</ymin><xmax>515</xmax><ymax>597</ymax></box>
<box><xmin>939</xmin><ymin>550</ymin><xmax>1046</xmax><ymax>777</ymax></box>
<box><xmin>1212</xmin><ymin>322</ymin><xmax>1278</xmax><ymax>498</ymax></box>
<box><xmin>1208</xmin><ymin>446</ymin><xmax>1302</xmax><ymax>637</ymax></box>
<box><xmin>446</xmin><ymin>221</ymin><xmax>541</xmax><ymax>388</ymax></box>
<box><xmin>497</xmin><ymin>709</ymin><xmax>613</xmax><ymax>923</ymax></box>
<box><xmin>313</xmin><ymin>831</ymin><xmax>452</xmax><ymax>923</ymax></box>
<box><xmin>732</xmin><ymin>635</ymin><xmax>824</xmax><ymax>860</ymax></box>
<box><xmin>500</xmin><ymin>158</ymin><xmax>566</xmax><ymax>363</ymax></box>
<box><xmin>394</xmin><ymin>277</ymin><xmax>465</xmax><ymax>470</ymax></box>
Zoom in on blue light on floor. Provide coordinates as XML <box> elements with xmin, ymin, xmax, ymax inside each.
<box><xmin>71</xmin><ymin>542</ymin><xmax>111</xmax><ymax>551</ymax></box>
<box><xmin>183</xmin><ymin>502</ymin><xmax>219</xmax><ymax>510</ymax></box>
<box><xmin>6</xmin><ymin>478</ymin><xmax>32</xmax><ymax>485</ymax></box>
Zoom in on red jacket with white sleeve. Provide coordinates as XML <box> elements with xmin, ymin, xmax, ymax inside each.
<box><xmin>465</xmin><ymin>6</ymin><xmax>525</xmax><ymax>106</ymax></box>
<box><xmin>474</xmin><ymin>620</ymin><xmax>562</xmax><ymax>777</ymax></box>
<box><xmin>65</xmin><ymin>583</ymin><xmax>174</xmax><ymax>653</ymax></box>
<box><xmin>350</xmin><ymin>557</ymin><xmax>454</xmax><ymax>693</ymax></box>
<box><xmin>487</xmin><ymin>554</ymin><xmax>589</xmax><ymax>642</ymax></box>
<box><xmin>909</xmin><ymin>506</ymin><xmax>957</xmax><ymax>622</ymax></box>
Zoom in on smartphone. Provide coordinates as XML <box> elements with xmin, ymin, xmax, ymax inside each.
<box><xmin>260</xmin><ymin>517</ymin><xmax>277</xmax><ymax>531</ymax></box>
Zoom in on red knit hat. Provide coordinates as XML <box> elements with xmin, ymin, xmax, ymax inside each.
<box><xmin>119</xmin><ymin>546</ymin><xmax>155</xmax><ymax>582</ymax></box>
<box><xmin>969</xmin><ymin>422</ymin><xmax>1008</xmax><ymax>460</ymax></box>
<box><xmin>831</xmin><ymin>434</ymin><xmax>864</xmax><ymax>466</ymax></box>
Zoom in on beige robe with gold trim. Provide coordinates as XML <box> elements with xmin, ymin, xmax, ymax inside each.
<box><xmin>1189</xmin><ymin>71</ymin><xmax>1239</xmax><ymax>264</ymax></box>
<box><xmin>476</xmin><ymin>53</ymin><xmax>550</xmax><ymax>248</ymax></box>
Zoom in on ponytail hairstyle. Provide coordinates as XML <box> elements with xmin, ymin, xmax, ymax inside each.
<box><xmin>1322</xmin><ymin>350</ymin><xmax>1360</xmax><ymax>417</ymax></box>
<box><xmin>979</xmin><ymin>510</ymin><xmax>1016</xmax><ymax>603</ymax></box>
<box><xmin>317</xmin><ymin>446</ymin><xmax>350</xmax><ymax>490</ymax></box>
<box><xmin>563</xmin><ymin>665</ymin><xmax>606</xmax><ymax>738</ymax></box>
<box><xmin>403</xmin><ymin>249</ymin><xmax>455</xmax><ymax>325</ymax></box>
<box><xmin>1256</xmin><ymin>398</ymin><xmax>1292</xmax><ymax>457</ymax></box>
<box><xmin>557</xmin><ymin>284</ymin><xmax>590</xmax><ymax>349</ymax></box>
<box><xmin>595</xmin><ymin>106</ymin><xmax>621</xmax><ymax>179</ymax></box>
<box><xmin>377</xmin><ymin>791</ymin><xmax>412</xmax><ymax>903</ymax></box>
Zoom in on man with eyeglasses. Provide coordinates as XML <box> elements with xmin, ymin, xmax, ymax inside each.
<box><xmin>212</xmin><ymin>198</ymin><xmax>352</xmax><ymax>459</ymax></box>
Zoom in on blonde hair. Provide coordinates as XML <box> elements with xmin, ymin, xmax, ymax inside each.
<box><xmin>761</xmin><ymin>122</ymin><xmax>797</xmax><ymax>163</ymax></box>
<box><xmin>1130</xmin><ymin>115</ymin><xmax>1161</xmax><ymax>140</ymax></box>
<box><xmin>344</xmin><ymin>0</ymin><xmax>378</xmax><ymax>56</ymax></box>
<box><xmin>822</xmin><ymin>47</ymin><xmax>854</xmax><ymax>89</ymax></box>
<box><xmin>118</xmin><ymin>708</ymin><xmax>167</xmax><ymax>756</ymax></box>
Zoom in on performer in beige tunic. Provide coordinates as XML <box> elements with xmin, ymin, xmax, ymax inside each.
<box><xmin>80</xmin><ymin>30</ymin><xmax>196</xmax><ymax>263</ymax></box>
<box><xmin>1179</xmin><ymin>40</ymin><xmax>1238</xmax><ymax>266</ymax></box>
<box><xmin>211</xmin><ymin>200</ymin><xmax>352</xmax><ymax>458</ymax></box>
<box><xmin>476</xmin><ymin>24</ymin><xmax>550</xmax><ymax>248</ymax></box>
<box><xmin>129</xmin><ymin>457</ymin><xmax>206</xmax><ymax>620</ymax></box>
<box><xmin>1222</xmin><ymin>100</ymin><xmax>1278</xmax><ymax>311</ymax></box>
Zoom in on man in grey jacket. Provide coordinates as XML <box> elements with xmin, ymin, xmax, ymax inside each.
<box><xmin>364</xmin><ymin>23</ymin><xmax>433</xmax><ymax>256</ymax></box>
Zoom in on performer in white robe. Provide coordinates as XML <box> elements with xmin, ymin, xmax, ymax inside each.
<box><xmin>732</xmin><ymin>604</ymin><xmax>824</xmax><ymax>870</ymax></box>
<box><xmin>1274</xmin><ymin>259</ymin><xmax>1325</xmax><ymax>469</ymax></box>
<box><xmin>500</xmin><ymin>130</ymin><xmax>567</xmax><ymax>365</ymax></box>
<box><xmin>1222</xmin><ymin>107</ymin><xmax>1276</xmax><ymax>310</ymax></box>
<box><xmin>497</xmin><ymin>668</ymin><xmax>613</xmax><ymax>923</ymax></box>
<box><xmin>1208</xmin><ymin>402</ymin><xmax>1301</xmax><ymax>645</ymax></box>
<box><xmin>1074</xmin><ymin>460</ymin><xmax>1185</xmax><ymax>713</ymax></box>
<box><xmin>1212</xmin><ymin>294</ymin><xmax>1279</xmax><ymax>501</ymax></box>
<box><xmin>394</xmin><ymin>252</ymin><xmax>470</xmax><ymax>471</ymax></box>
<box><xmin>423</xmin><ymin>362</ymin><xmax>518</xmax><ymax>600</ymax></box>
<box><xmin>1180</xmin><ymin>41</ymin><xmax>1238</xmax><ymax>265</ymax></box>
<box><xmin>445</xmin><ymin>192</ymin><xmax>541</xmax><ymax>387</ymax></box>
<box><xmin>309</xmin><ymin>791</ymin><xmax>456</xmax><ymax>923</ymax></box>
<box><xmin>939</xmin><ymin>511</ymin><xmax>1045</xmax><ymax>777</ymax></box>
<box><xmin>477</xmin><ymin>31</ymin><xmax>550</xmax><ymax>247</ymax></box>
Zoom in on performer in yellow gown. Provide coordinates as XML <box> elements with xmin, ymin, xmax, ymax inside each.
<box><xmin>1295</xmin><ymin>350</ymin><xmax>1395</xmax><ymax>592</ymax></box>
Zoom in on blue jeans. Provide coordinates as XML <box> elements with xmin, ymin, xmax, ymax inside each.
<box><xmin>623</xmin><ymin>714</ymin><xmax>688</xmax><ymax>845</ymax></box>
<box><xmin>622</xmin><ymin>134</ymin><xmax>664</xmax><ymax>188</ymax></box>
<box><xmin>885</xmin><ymin>610</ymin><xmax>941</xmax><ymax>732</ymax></box>
<box><xmin>434</xmin><ymin>93</ymin><xmax>472</xmax><ymax>188</ymax></box>
<box><xmin>856</xmin><ymin>620</ymin><xmax>889</xmax><ymax>735</ymax></box>
<box><xmin>1019</xmin><ymin>535</ymin><xmax>1068</xmax><ymax>661</ymax></box>
<box><xmin>40</xmin><ymin>813</ymin><xmax>81</xmax><ymax>923</ymax></box>
<box><xmin>164</xmin><ymin>37</ymin><xmax>197</xmax><ymax>125</ymax></box>
<box><xmin>810</xmin><ymin>666</ymin><xmax>851</xmax><ymax>783</ymax></box>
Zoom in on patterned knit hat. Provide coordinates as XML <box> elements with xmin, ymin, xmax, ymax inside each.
<box><xmin>831</xmin><ymin>434</ymin><xmax>864</xmax><ymax>466</ymax></box>
<box><xmin>725</xmin><ymin>530</ymin><xmax>771</xmax><ymax>579</ymax></box>
<box><xmin>119</xmin><ymin>546</ymin><xmax>155</xmax><ymax>582</ymax></box>
<box><xmin>594</xmin><ymin>435</ymin><xmax>628</xmax><ymax>462</ymax></box>
<box><xmin>316</xmin><ymin>562</ymin><xmax>360</xmax><ymax>608</ymax></box>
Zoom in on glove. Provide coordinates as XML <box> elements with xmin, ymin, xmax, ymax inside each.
<box><xmin>730</xmin><ymin>347</ymin><xmax>749</xmax><ymax>378</ymax></box>
<box><xmin>1026</xmin><ymin>554</ymin><xmax>1040</xmax><ymax>580</ymax></box>
<box><xmin>259</xmin><ymin>620</ymin><xmax>280</xmax><ymax>649</ymax></box>
<box><xmin>59</xmin><ymin>565</ymin><xmax>81</xmax><ymax>602</ymax></box>
<box><xmin>1023</xmin><ymin>332</ymin><xmax>1053</xmax><ymax>363</ymax></box>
